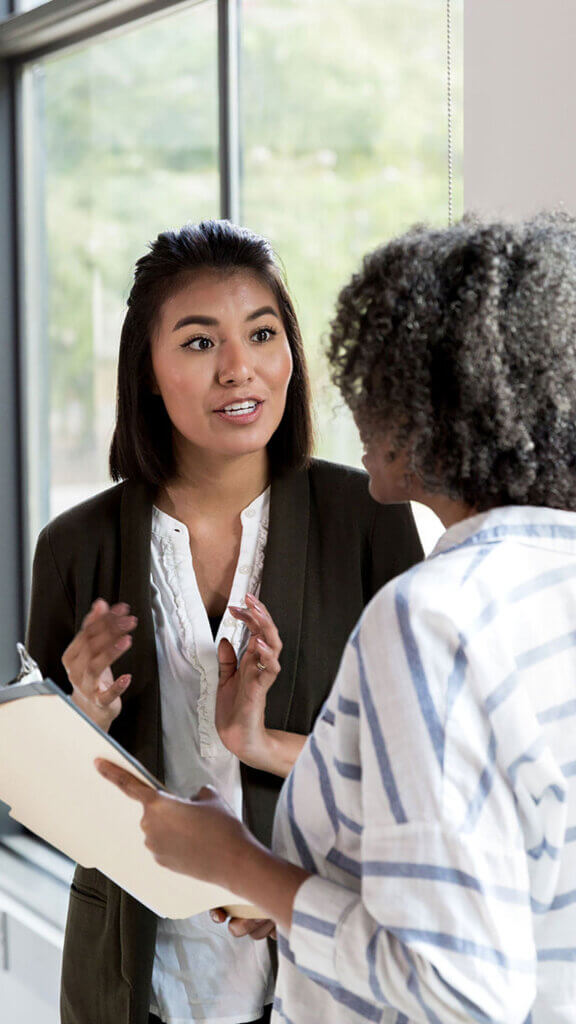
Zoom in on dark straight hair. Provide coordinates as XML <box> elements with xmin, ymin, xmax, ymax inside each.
<box><xmin>109</xmin><ymin>220</ymin><xmax>314</xmax><ymax>486</ymax></box>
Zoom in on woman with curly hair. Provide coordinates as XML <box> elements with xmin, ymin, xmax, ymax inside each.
<box><xmin>99</xmin><ymin>213</ymin><xmax>576</xmax><ymax>1024</ymax></box>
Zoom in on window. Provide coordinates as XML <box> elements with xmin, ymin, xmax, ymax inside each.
<box><xmin>242</xmin><ymin>0</ymin><xmax>463</xmax><ymax>474</ymax></box>
<box><xmin>21</xmin><ymin>1</ymin><xmax>219</xmax><ymax>538</ymax></box>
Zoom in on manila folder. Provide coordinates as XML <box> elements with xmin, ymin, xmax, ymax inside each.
<box><xmin>0</xmin><ymin>680</ymin><xmax>260</xmax><ymax>919</ymax></box>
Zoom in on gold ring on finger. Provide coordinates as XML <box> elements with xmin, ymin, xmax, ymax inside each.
<box><xmin>256</xmin><ymin>660</ymin><xmax>266</xmax><ymax>672</ymax></box>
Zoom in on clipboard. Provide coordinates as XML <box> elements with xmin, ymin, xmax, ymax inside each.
<box><xmin>0</xmin><ymin>647</ymin><xmax>261</xmax><ymax>920</ymax></box>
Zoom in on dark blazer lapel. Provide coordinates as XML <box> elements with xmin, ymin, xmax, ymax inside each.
<box><xmin>118</xmin><ymin>481</ymin><xmax>156</xmax><ymax>698</ymax></box>
<box><xmin>115</xmin><ymin>481</ymin><xmax>163</xmax><ymax>779</ymax></box>
<box><xmin>260</xmin><ymin>468</ymin><xmax>310</xmax><ymax>730</ymax></box>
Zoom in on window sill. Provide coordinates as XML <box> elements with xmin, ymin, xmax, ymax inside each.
<box><xmin>0</xmin><ymin>837</ymin><xmax>73</xmax><ymax>949</ymax></box>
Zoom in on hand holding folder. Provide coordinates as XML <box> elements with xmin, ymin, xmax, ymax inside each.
<box><xmin>0</xmin><ymin>647</ymin><xmax>262</xmax><ymax>920</ymax></box>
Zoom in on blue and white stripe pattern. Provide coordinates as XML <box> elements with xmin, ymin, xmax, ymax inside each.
<box><xmin>271</xmin><ymin>506</ymin><xmax>576</xmax><ymax>1024</ymax></box>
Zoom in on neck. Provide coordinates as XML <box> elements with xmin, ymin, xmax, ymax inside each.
<box><xmin>158</xmin><ymin>448</ymin><xmax>270</xmax><ymax>520</ymax></box>
<box><xmin>422</xmin><ymin>493</ymin><xmax>475</xmax><ymax>529</ymax></box>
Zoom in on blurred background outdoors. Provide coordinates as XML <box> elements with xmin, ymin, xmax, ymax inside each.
<box><xmin>24</xmin><ymin>0</ymin><xmax>462</xmax><ymax>547</ymax></box>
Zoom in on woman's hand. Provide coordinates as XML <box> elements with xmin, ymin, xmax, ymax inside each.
<box><xmin>96</xmin><ymin>759</ymin><xmax>310</xmax><ymax>933</ymax></box>
<box><xmin>216</xmin><ymin>594</ymin><xmax>307</xmax><ymax>776</ymax></box>
<box><xmin>210</xmin><ymin>907</ymin><xmax>276</xmax><ymax>941</ymax></box>
<box><xmin>62</xmin><ymin>599</ymin><xmax>137</xmax><ymax>732</ymax></box>
<box><xmin>95</xmin><ymin>761</ymin><xmax>254</xmax><ymax>886</ymax></box>
<box><xmin>216</xmin><ymin>594</ymin><xmax>281</xmax><ymax>764</ymax></box>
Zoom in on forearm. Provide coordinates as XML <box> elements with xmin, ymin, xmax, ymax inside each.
<box><xmin>223</xmin><ymin>832</ymin><xmax>311</xmax><ymax>931</ymax></box>
<box><xmin>241</xmin><ymin>729</ymin><xmax>307</xmax><ymax>777</ymax></box>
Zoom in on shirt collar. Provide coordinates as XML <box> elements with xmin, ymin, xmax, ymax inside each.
<box><xmin>430</xmin><ymin>504</ymin><xmax>576</xmax><ymax>559</ymax></box>
<box><xmin>240</xmin><ymin>484</ymin><xmax>270</xmax><ymax>525</ymax></box>
<box><xmin>152</xmin><ymin>485</ymin><xmax>271</xmax><ymax>539</ymax></box>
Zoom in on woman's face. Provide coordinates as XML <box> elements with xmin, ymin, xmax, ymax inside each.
<box><xmin>151</xmin><ymin>269</ymin><xmax>293</xmax><ymax>465</ymax></box>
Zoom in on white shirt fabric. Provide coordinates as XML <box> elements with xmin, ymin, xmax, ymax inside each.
<box><xmin>272</xmin><ymin>505</ymin><xmax>576</xmax><ymax>1024</ymax></box>
<box><xmin>149</xmin><ymin>488</ymin><xmax>273</xmax><ymax>1024</ymax></box>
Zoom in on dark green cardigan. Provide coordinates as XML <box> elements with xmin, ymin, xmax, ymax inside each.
<box><xmin>26</xmin><ymin>459</ymin><xmax>423</xmax><ymax>1024</ymax></box>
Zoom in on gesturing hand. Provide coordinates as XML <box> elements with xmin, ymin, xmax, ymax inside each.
<box><xmin>62</xmin><ymin>599</ymin><xmax>137</xmax><ymax>732</ymax></box>
<box><xmin>215</xmin><ymin>594</ymin><xmax>282</xmax><ymax>768</ymax></box>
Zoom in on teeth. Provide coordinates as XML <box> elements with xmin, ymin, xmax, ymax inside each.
<box><xmin>220</xmin><ymin>401</ymin><xmax>258</xmax><ymax>415</ymax></box>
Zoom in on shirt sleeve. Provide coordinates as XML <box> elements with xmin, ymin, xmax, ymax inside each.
<box><xmin>287</xmin><ymin>571</ymin><xmax>537</xmax><ymax>1024</ymax></box>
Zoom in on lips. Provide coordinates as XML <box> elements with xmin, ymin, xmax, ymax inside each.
<box><xmin>213</xmin><ymin>397</ymin><xmax>264</xmax><ymax>424</ymax></box>
<box><xmin>216</xmin><ymin>400</ymin><xmax>260</xmax><ymax>416</ymax></box>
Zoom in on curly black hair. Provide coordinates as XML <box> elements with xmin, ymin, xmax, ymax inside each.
<box><xmin>328</xmin><ymin>212</ymin><xmax>576</xmax><ymax>511</ymax></box>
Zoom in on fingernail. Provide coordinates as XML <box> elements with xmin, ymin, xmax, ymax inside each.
<box><xmin>256</xmin><ymin>637</ymin><xmax>269</xmax><ymax>650</ymax></box>
<box><xmin>229</xmin><ymin>605</ymin><xmax>247</xmax><ymax>615</ymax></box>
<box><xmin>245</xmin><ymin>594</ymin><xmax>261</xmax><ymax>608</ymax></box>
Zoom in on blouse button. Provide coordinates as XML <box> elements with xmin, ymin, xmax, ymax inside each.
<box><xmin>245</xmin><ymin>508</ymin><xmax>256</xmax><ymax>518</ymax></box>
<box><xmin>224</xmin><ymin>617</ymin><xmax>235</xmax><ymax>628</ymax></box>
<box><xmin>239</xmin><ymin>565</ymin><xmax>250</xmax><ymax>574</ymax></box>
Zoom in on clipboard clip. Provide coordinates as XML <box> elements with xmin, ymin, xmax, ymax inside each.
<box><xmin>12</xmin><ymin>643</ymin><xmax>44</xmax><ymax>685</ymax></box>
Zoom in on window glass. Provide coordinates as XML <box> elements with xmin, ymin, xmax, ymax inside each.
<box><xmin>241</xmin><ymin>0</ymin><xmax>463</xmax><ymax>491</ymax></box>
<box><xmin>22</xmin><ymin>0</ymin><xmax>219</xmax><ymax>533</ymax></box>
<box><xmin>13</xmin><ymin>0</ymin><xmax>48</xmax><ymax>9</ymax></box>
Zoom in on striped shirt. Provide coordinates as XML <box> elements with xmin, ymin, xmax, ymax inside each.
<box><xmin>271</xmin><ymin>505</ymin><xmax>576</xmax><ymax>1024</ymax></box>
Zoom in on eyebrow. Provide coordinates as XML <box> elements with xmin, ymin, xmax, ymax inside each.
<box><xmin>245</xmin><ymin>305</ymin><xmax>279</xmax><ymax>322</ymax></box>
<box><xmin>172</xmin><ymin>306</ymin><xmax>279</xmax><ymax>332</ymax></box>
<box><xmin>172</xmin><ymin>315</ymin><xmax>217</xmax><ymax>331</ymax></box>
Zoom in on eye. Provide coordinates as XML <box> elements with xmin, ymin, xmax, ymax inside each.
<box><xmin>182</xmin><ymin>336</ymin><xmax>214</xmax><ymax>351</ymax></box>
<box><xmin>251</xmin><ymin>327</ymin><xmax>277</xmax><ymax>344</ymax></box>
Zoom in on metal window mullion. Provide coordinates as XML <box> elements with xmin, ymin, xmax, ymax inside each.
<box><xmin>17</xmin><ymin>63</ymin><xmax>51</xmax><ymax>567</ymax></box>
<box><xmin>218</xmin><ymin>0</ymin><xmax>240</xmax><ymax>222</ymax></box>
<box><xmin>447</xmin><ymin>0</ymin><xmax>453</xmax><ymax>225</ymax></box>
<box><xmin>0</xmin><ymin>56</ymin><xmax>25</xmax><ymax>679</ymax></box>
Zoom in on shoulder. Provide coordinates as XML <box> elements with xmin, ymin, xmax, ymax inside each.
<box><xmin>360</xmin><ymin>548</ymin><xmax>470</xmax><ymax>642</ymax></box>
<box><xmin>40</xmin><ymin>482</ymin><xmax>127</xmax><ymax>543</ymax></box>
<box><xmin>308</xmin><ymin>457</ymin><xmax>421</xmax><ymax>542</ymax></box>
<box><xmin>307</xmin><ymin>457</ymin><xmax>370</xmax><ymax>500</ymax></box>
<box><xmin>308</xmin><ymin>458</ymin><xmax>413</xmax><ymax>514</ymax></box>
<box><xmin>306</xmin><ymin>457</ymin><xmax>396</xmax><ymax>519</ymax></box>
<box><xmin>304</xmin><ymin>459</ymin><xmax>376</xmax><ymax>541</ymax></box>
<box><xmin>33</xmin><ymin>481</ymin><xmax>148</xmax><ymax>571</ymax></box>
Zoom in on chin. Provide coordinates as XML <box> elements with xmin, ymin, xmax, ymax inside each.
<box><xmin>367</xmin><ymin>476</ymin><xmax>384</xmax><ymax>503</ymax></box>
<box><xmin>367</xmin><ymin>476</ymin><xmax>402</xmax><ymax>505</ymax></box>
<box><xmin>220</xmin><ymin>434</ymin><xmax>274</xmax><ymax>459</ymax></box>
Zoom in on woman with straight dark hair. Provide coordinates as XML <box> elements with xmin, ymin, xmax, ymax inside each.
<box><xmin>26</xmin><ymin>219</ymin><xmax>422</xmax><ymax>1024</ymax></box>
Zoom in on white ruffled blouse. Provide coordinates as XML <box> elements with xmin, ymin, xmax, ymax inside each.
<box><xmin>149</xmin><ymin>487</ymin><xmax>273</xmax><ymax>1024</ymax></box>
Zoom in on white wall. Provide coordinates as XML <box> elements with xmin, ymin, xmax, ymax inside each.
<box><xmin>464</xmin><ymin>0</ymin><xmax>576</xmax><ymax>218</ymax></box>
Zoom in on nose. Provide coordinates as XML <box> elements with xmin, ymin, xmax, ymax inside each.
<box><xmin>216</xmin><ymin>339</ymin><xmax>255</xmax><ymax>387</ymax></box>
